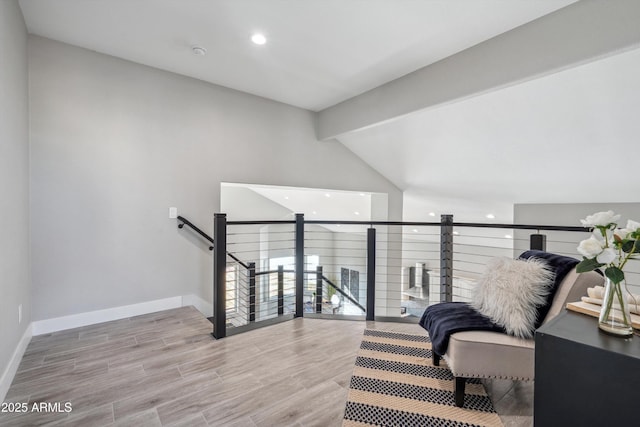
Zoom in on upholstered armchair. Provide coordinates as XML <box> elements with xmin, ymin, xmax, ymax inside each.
<box><xmin>421</xmin><ymin>251</ymin><xmax>604</xmax><ymax>407</ymax></box>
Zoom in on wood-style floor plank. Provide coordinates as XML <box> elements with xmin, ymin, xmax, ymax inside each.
<box><xmin>0</xmin><ymin>306</ymin><xmax>532</xmax><ymax>426</ymax></box>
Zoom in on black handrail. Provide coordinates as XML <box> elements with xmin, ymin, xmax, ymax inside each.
<box><xmin>322</xmin><ymin>275</ymin><xmax>366</xmax><ymax>313</ymax></box>
<box><xmin>178</xmin><ymin>216</ymin><xmax>214</xmax><ymax>249</ymax></box>
<box><xmin>306</xmin><ymin>219</ymin><xmax>590</xmax><ymax>232</ymax></box>
<box><xmin>177</xmin><ymin>215</ymin><xmax>249</xmax><ymax>269</ymax></box>
<box><xmin>227</xmin><ymin>252</ymin><xmax>250</xmax><ymax>270</ymax></box>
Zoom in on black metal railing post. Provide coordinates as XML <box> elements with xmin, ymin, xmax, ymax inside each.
<box><xmin>316</xmin><ymin>266</ymin><xmax>323</xmax><ymax>314</ymax></box>
<box><xmin>530</xmin><ymin>233</ymin><xmax>547</xmax><ymax>251</ymax></box>
<box><xmin>249</xmin><ymin>262</ymin><xmax>256</xmax><ymax>322</ymax></box>
<box><xmin>366</xmin><ymin>227</ymin><xmax>376</xmax><ymax>321</ymax></box>
<box><xmin>278</xmin><ymin>265</ymin><xmax>284</xmax><ymax>316</ymax></box>
<box><xmin>440</xmin><ymin>214</ymin><xmax>453</xmax><ymax>303</ymax></box>
<box><xmin>213</xmin><ymin>213</ymin><xmax>227</xmax><ymax>339</ymax></box>
<box><xmin>295</xmin><ymin>213</ymin><xmax>304</xmax><ymax>318</ymax></box>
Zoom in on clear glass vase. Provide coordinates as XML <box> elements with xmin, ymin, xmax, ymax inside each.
<box><xmin>598</xmin><ymin>278</ymin><xmax>633</xmax><ymax>337</ymax></box>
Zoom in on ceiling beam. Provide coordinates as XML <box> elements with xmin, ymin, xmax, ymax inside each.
<box><xmin>316</xmin><ymin>0</ymin><xmax>640</xmax><ymax>140</ymax></box>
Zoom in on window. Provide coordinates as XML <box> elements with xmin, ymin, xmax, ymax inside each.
<box><xmin>226</xmin><ymin>264</ymin><xmax>238</xmax><ymax>312</ymax></box>
<box><xmin>262</xmin><ymin>255</ymin><xmax>320</xmax><ymax>299</ymax></box>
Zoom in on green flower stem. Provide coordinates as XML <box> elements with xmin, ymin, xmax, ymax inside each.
<box><xmin>615</xmin><ymin>283</ymin><xmax>630</xmax><ymax>325</ymax></box>
<box><xmin>619</xmin><ymin>244</ymin><xmax>636</xmax><ymax>271</ymax></box>
<box><xmin>601</xmin><ymin>281</ymin><xmax>630</xmax><ymax>327</ymax></box>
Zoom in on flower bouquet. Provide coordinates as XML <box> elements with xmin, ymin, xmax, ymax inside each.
<box><xmin>576</xmin><ymin>211</ymin><xmax>639</xmax><ymax>336</ymax></box>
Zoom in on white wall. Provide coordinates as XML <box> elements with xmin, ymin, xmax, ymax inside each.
<box><xmin>28</xmin><ymin>36</ymin><xmax>402</xmax><ymax>322</ymax></box>
<box><xmin>0</xmin><ymin>0</ymin><xmax>31</xmax><ymax>398</ymax></box>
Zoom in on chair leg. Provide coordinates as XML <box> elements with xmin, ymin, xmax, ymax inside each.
<box><xmin>454</xmin><ymin>376</ymin><xmax>466</xmax><ymax>407</ymax></box>
<box><xmin>432</xmin><ymin>353</ymin><xmax>440</xmax><ymax>366</ymax></box>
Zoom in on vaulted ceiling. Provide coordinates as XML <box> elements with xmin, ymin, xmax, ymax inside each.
<box><xmin>18</xmin><ymin>0</ymin><xmax>577</xmax><ymax>111</ymax></box>
<box><xmin>18</xmin><ymin>0</ymin><xmax>640</xmax><ymax>222</ymax></box>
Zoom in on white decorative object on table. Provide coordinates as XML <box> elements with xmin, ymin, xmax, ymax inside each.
<box><xmin>576</xmin><ymin>211</ymin><xmax>640</xmax><ymax>337</ymax></box>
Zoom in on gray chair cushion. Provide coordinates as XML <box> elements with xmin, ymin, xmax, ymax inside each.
<box><xmin>444</xmin><ymin>268</ymin><xmax>603</xmax><ymax>381</ymax></box>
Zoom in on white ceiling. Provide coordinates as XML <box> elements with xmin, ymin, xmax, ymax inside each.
<box><xmin>249</xmin><ymin>185</ymin><xmax>373</xmax><ymax>221</ymax></box>
<box><xmin>338</xmin><ymin>45</ymin><xmax>640</xmax><ymax>222</ymax></box>
<box><xmin>17</xmin><ymin>0</ymin><xmax>576</xmax><ymax>111</ymax></box>
<box><xmin>20</xmin><ymin>0</ymin><xmax>638</xmax><ymax>224</ymax></box>
<box><xmin>222</xmin><ymin>183</ymin><xmax>379</xmax><ymax>233</ymax></box>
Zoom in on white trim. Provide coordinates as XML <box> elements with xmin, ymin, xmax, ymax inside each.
<box><xmin>0</xmin><ymin>324</ymin><xmax>32</xmax><ymax>403</ymax></box>
<box><xmin>31</xmin><ymin>296</ymin><xmax>183</xmax><ymax>336</ymax></box>
<box><xmin>182</xmin><ymin>294</ymin><xmax>213</xmax><ymax>317</ymax></box>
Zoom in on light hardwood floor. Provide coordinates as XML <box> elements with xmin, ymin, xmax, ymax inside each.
<box><xmin>1</xmin><ymin>307</ymin><xmax>532</xmax><ymax>426</ymax></box>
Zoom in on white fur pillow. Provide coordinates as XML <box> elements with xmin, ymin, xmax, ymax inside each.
<box><xmin>470</xmin><ymin>257</ymin><xmax>554</xmax><ymax>339</ymax></box>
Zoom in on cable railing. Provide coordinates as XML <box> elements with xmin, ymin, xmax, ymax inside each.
<box><xmin>178</xmin><ymin>213</ymin><xmax>631</xmax><ymax>339</ymax></box>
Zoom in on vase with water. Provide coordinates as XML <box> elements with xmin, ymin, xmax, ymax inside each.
<box><xmin>598</xmin><ymin>278</ymin><xmax>633</xmax><ymax>337</ymax></box>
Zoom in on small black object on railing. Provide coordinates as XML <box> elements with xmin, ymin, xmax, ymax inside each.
<box><xmin>530</xmin><ymin>233</ymin><xmax>547</xmax><ymax>251</ymax></box>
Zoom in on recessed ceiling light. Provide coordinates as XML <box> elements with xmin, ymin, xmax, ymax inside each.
<box><xmin>354</xmin><ymin>211</ymin><xmax>360</xmax><ymax>216</ymax></box>
<box><xmin>359</xmin><ymin>193</ymin><xmax>366</xmax><ymax>196</ymax></box>
<box><xmin>251</xmin><ymin>33</ymin><xmax>267</xmax><ymax>45</ymax></box>
<box><xmin>325</xmin><ymin>193</ymin><xmax>331</xmax><ymax>198</ymax></box>
<box><xmin>486</xmin><ymin>213</ymin><xmax>495</xmax><ymax>219</ymax></box>
<box><xmin>412</xmin><ymin>229</ymin><xmax>418</xmax><ymax>233</ymax></box>
<box><xmin>453</xmin><ymin>231</ymin><xmax>460</xmax><ymax>235</ymax></box>
<box><xmin>428</xmin><ymin>212</ymin><xmax>436</xmax><ymax>217</ymax></box>
<box><xmin>505</xmin><ymin>234</ymin><xmax>513</xmax><ymax>239</ymax></box>
<box><xmin>284</xmin><ymin>196</ymin><xmax>289</xmax><ymax>200</ymax></box>
<box><xmin>192</xmin><ymin>46</ymin><xmax>207</xmax><ymax>56</ymax></box>
<box><xmin>312</xmin><ymin>211</ymin><xmax>317</xmax><ymax>215</ymax></box>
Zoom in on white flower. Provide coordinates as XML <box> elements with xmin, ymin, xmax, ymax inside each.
<box><xmin>614</xmin><ymin>228</ymin><xmax>632</xmax><ymax>240</ymax></box>
<box><xmin>577</xmin><ymin>237</ymin><xmax>604</xmax><ymax>258</ymax></box>
<box><xmin>591</xmin><ymin>228</ymin><xmax>613</xmax><ymax>242</ymax></box>
<box><xmin>580</xmin><ymin>210</ymin><xmax>621</xmax><ymax>228</ymax></box>
<box><xmin>597</xmin><ymin>247</ymin><xmax>619</xmax><ymax>264</ymax></box>
<box><xmin>626</xmin><ymin>220</ymin><xmax>640</xmax><ymax>232</ymax></box>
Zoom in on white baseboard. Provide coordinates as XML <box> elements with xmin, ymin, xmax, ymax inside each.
<box><xmin>30</xmin><ymin>294</ymin><xmax>214</xmax><ymax>336</ymax></box>
<box><xmin>182</xmin><ymin>294</ymin><xmax>213</xmax><ymax>317</ymax></box>
<box><xmin>31</xmin><ymin>296</ymin><xmax>184</xmax><ymax>336</ymax></box>
<box><xmin>0</xmin><ymin>324</ymin><xmax>32</xmax><ymax>403</ymax></box>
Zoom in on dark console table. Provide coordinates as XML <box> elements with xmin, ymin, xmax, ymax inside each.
<box><xmin>534</xmin><ymin>311</ymin><xmax>640</xmax><ymax>426</ymax></box>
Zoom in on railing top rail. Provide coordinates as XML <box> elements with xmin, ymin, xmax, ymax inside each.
<box><xmin>227</xmin><ymin>220</ymin><xmax>296</xmax><ymax>225</ymax></box>
<box><xmin>305</xmin><ymin>220</ymin><xmax>441</xmax><ymax>226</ymax></box>
<box><xmin>223</xmin><ymin>214</ymin><xmax>589</xmax><ymax>232</ymax></box>
<box><xmin>452</xmin><ymin>222</ymin><xmax>590</xmax><ymax>232</ymax></box>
